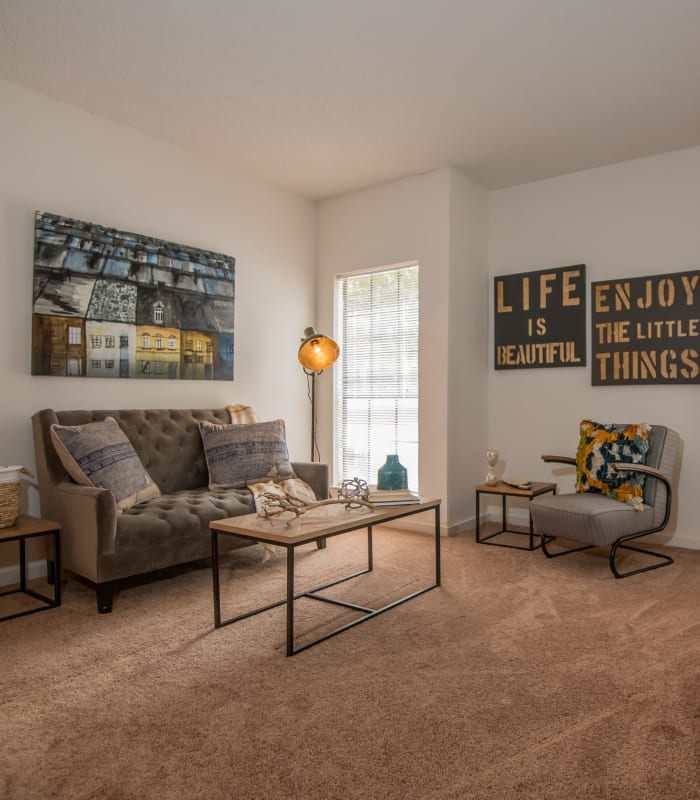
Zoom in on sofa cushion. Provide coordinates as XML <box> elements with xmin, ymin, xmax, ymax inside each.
<box><xmin>50</xmin><ymin>416</ymin><xmax>161</xmax><ymax>510</ymax></box>
<box><xmin>115</xmin><ymin>486</ymin><xmax>255</xmax><ymax>549</ymax></box>
<box><xmin>575</xmin><ymin>420</ymin><xmax>651</xmax><ymax>508</ymax></box>
<box><xmin>199</xmin><ymin>419</ymin><xmax>295</xmax><ymax>489</ymax></box>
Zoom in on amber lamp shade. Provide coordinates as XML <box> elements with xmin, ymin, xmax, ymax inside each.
<box><xmin>298</xmin><ymin>327</ymin><xmax>339</xmax><ymax>374</ymax></box>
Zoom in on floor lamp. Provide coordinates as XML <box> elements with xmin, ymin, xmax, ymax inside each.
<box><xmin>298</xmin><ymin>327</ymin><xmax>339</xmax><ymax>462</ymax></box>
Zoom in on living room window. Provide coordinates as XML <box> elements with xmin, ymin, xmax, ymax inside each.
<box><xmin>334</xmin><ymin>262</ymin><xmax>419</xmax><ymax>490</ymax></box>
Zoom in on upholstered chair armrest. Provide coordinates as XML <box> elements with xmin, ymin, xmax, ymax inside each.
<box><xmin>291</xmin><ymin>461</ymin><xmax>330</xmax><ymax>500</ymax></box>
<box><xmin>610</xmin><ymin>462</ymin><xmax>673</xmax><ymax>526</ymax></box>
<box><xmin>610</xmin><ymin>461</ymin><xmax>671</xmax><ymax>494</ymax></box>
<box><xmin>541</xmin><ymin>455</ymin><xmax>576</xmax><ymax>466</ymax></box>
<box><xmin>610</xmin><ymin>462</ymin><xmax>670</xmax><ymax>491</ymax></box>
<box><xmin>54</xmin><ymin>481</ymin><xmax>119</xmax><ymax>568</ymax></box>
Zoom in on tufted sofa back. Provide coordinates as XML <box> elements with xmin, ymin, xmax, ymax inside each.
<box><xmin>33</xmin><ymin>407</ymin><xmax>232</xmax><ymax>495</ymax></box>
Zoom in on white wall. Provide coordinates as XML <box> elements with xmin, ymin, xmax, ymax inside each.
<box><xmin>448</xmin><ymin>169</ymin><xmax>490</xmax><ymax>528</ymax></box>
<box><xmin>316</xmin><ymin>167</ymin><xmax>490</xmax><ymax>532</ymax></box>
<box><xmin>489</xmin><ymin>147</ymin><xmax>700</xmax><ymax>548</ymax></box>
<box><xmin>0</xmin><ymin>80</ymin><xmax>317</xmax><ymax>519</ymax></box>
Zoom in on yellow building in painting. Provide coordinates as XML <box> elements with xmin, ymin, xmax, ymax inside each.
<box><xmin>135</xmin><ymin>326</ymin><xmax>181</xmax><ymax>379</ymax></box>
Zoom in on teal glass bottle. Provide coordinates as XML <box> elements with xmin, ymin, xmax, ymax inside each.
<box><xmin>377</xmin><ymin>454</ymin><xmax>408</xmax><ymax>490</ymax></box>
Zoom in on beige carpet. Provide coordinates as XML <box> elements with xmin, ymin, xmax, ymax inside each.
<box><xmin>1</xmin><ymin>525</ymin><xmax>699</xmax><ymax>800</ymax></box>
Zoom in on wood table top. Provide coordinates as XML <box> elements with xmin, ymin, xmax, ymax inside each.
<box><xmin>210</xmin><ymin>498</ymin><xmax>441</xmax><ymax>545</ymax></box>
<box><xmin>0</xmin><ymin>515</ymin><xmax>61</xmax><ymax>542</ymax></box>
<box><xmin>474</xmin><ymin>481</ymin><xmax>557</xmax><ymax>498</ymax></box>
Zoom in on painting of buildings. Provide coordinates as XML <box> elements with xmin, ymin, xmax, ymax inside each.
<box><xmin>31</xmin><ymin>211</ymin><xmax>235</xmax><ymax>380</ymax></box>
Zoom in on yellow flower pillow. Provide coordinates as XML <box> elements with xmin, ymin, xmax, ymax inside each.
<box><xmin>575</xmin><ymin>420</ymin><xmax>651</xmax><ymax>509</ymax></box>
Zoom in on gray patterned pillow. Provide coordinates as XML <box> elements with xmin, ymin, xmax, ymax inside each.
<box><xmin>199</xmin><ymin>419</ymin><xmax>294</xmax><ymax>489</ymax></box>
<box><xmin>50</xmin><ymin>416</ymin><xmax>161</xmax><ymax>511</ymax></box>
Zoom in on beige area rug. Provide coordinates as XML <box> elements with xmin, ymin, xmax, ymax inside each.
<box><xmin>1</xmin><ymin>525</ymin><xmax>699</xmax><ymax>800</ymax></box>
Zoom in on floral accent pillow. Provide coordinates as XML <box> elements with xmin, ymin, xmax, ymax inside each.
<box><xmin>575</xmin><ymin>420</ymin><xmax>651</xmax><ymax>509</ymax></box>
<box><xmin>248</xmin><ymin>478</ymin><xmax>317</xmax><ymax>512</ymax></box>
<box><xmin>248</xmin><ymin>478</ymin><xmax>317</xmax><ymax>561</ymax></box>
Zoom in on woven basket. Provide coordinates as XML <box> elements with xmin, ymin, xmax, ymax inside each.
<box><xmin>0</xmin><ymin>480</ymin><xmax>21</xmax><ymax>528</ymax></box>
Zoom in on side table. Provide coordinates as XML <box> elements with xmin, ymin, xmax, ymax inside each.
<box><xmin>0</xmin><ymin>515</ymin><xmax>61</xmax><ymax>622</ymax></box>
<box><xmin>475</xmin><ymin>481</ymin><xmax>556</xmax><ymax>551</ymax></box>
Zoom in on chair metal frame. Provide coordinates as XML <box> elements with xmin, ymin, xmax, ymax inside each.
<box><xmin>539</xmin><ymin>456</ymin><xmax>674</xmax><ymax>579</ymax></box>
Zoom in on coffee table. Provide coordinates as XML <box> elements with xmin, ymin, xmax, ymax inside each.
<box><xmin>210</xmin><ymin>498</ymin><xmax>441</xmax><ymax>655</ymax></box>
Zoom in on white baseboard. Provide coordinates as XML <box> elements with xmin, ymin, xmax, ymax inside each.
<box><xmin>0</xmin><ymin>559</ymin><xmax>48</xmax><ymax>588</ymax></box>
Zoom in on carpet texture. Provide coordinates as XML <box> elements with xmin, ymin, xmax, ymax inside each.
<box><xmin>1</xmin><ymin>525</ymin><xmax>699</xmax><ymax>800</ymax></box>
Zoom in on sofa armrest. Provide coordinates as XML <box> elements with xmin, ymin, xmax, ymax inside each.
<box><xmin>291</xmin><ymin>462</ymin><xmax>330</xmax><ymax>500</ymax></box>
<box><xmin>52</xmin><ymin>481</ymin><xmax>119</xmax><ymax>580</ymax></box>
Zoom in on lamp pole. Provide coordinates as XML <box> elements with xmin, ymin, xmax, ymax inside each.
<box><xmin>298</xmin><ymin>327</ymin><xmax>339</xmax><ymax>464</ymax></box>
<box><xmin>309</xmin><ymin>369</ymin><xmax>317</xmax><ymax>462</ymax></box>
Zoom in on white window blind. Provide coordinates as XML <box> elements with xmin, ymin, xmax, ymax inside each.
<box><xmin>334</xmin><ymin>263</ymin><xmax>419</xmax><ymax>490</ymax></box>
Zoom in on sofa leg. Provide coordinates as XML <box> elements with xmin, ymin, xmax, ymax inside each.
<box><xmin>316</xmin><ymin>537</ymin><xmax>327</xmax><ymax>550</ymax></box>
<box><xmin>96</xmin><ymin>583</ymin><xmax>114</xmax><ymax>614</ymax></box>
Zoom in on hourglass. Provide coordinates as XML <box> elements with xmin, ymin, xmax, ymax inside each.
<box><xmin>485</xmin><ymin>450</ymin><xmax>498</xmax><ymax>485</ymax></box>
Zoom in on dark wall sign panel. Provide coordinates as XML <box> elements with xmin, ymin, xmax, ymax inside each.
<box><xmin>591</xmin><ymin>270</ymin><xmax>700</xmax><ymax>385</ymax></box>
<box><xmin>494</xmin><ymin>264</ymin><xmax>586</xmax><ymax>370</ymax></box>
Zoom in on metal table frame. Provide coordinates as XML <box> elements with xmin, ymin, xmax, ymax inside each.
<box><xmin>0</xmin><ymin>516</ymin><xmax>61</xmax><ymax>622</ymax></box>
<box><xmin>475</xmin><ymin>482</ymin><xmax>556</xmax><ymax>551</ymax></box>
<box><xmin>211</xmin><ymin>500</ymin><xmax>441</xmax><ymax>656</ymax></box>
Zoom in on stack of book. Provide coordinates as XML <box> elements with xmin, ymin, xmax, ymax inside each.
<box><xmin>368</xmin><ymin>488</ymin><xmax>421</xmax><ymax>506</ymax></box>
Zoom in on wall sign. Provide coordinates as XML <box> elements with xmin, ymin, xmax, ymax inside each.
<box><xmin>591</xmin><ymin>270</ymin><xmax>700</xmax><ymax>385</ymax></box>
<box><xmin>32</xmin><ymin>211</ymin><xmax>235</xmax><ymax>380</ymax></box>
<box><xmin>494</xmin><ymin>264</ymin><xmax>586</xmax><ymax>370</ymax></box>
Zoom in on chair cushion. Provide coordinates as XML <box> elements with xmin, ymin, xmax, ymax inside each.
<box><xmin>530</xmin><ymin>492</ymin><xmax>655</xmax><ymax>547</ymax></box>
<box><xmin>575</xmin><ymin>420</ymin><xmax>650</xmax><ymax>508</ymax></box>
<box><xmin>50</xmin><ymin>416</ymin><xmax>161</xmax><ymax>510</ymax></box>
<box><xmin>199</xmin><ymin>419</ymin><xmax>294</xmax><ymax>489</ymax></box>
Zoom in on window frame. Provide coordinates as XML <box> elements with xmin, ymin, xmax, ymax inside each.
<box><xmin>333</xmin><ymin>260</ymin><xmax>419</xmax><ymax>491</ymax></box>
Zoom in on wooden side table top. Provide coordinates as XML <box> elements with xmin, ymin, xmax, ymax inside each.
<box><xmin>0</xmin><ymin>515</ymin><xmax>61</xmax><ymax>542</ymax></box>
<box><xmin>474</xmin><ymin>481</ymin><xmax>557</xmax><ymax>498</ymax></box>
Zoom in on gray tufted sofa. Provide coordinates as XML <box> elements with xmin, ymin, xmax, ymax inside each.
<box><xmin>31</xmin><ymin>407</ymin><xmax>329</xmax><ymax>613</ymax></box>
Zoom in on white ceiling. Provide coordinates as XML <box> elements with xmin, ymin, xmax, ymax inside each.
<box><xmin>2</xmin><ymin>0</ymin><xmax>700</xmax><ymax>200</ymax></box>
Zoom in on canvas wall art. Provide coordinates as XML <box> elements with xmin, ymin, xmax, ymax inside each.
<box><xmin>494</xmin><ymin>264</ymin><xmax>586</xmax><ymax>370</ymax></box>
<box><xmin>591</xmin><ymin>269</ymin><xmax>699</xmax><ymax>385</ymax></box>
<box><xmin>31</xmin><ymin>211</ymin><xmax>235</xmax><ymax>380</ymax></box>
